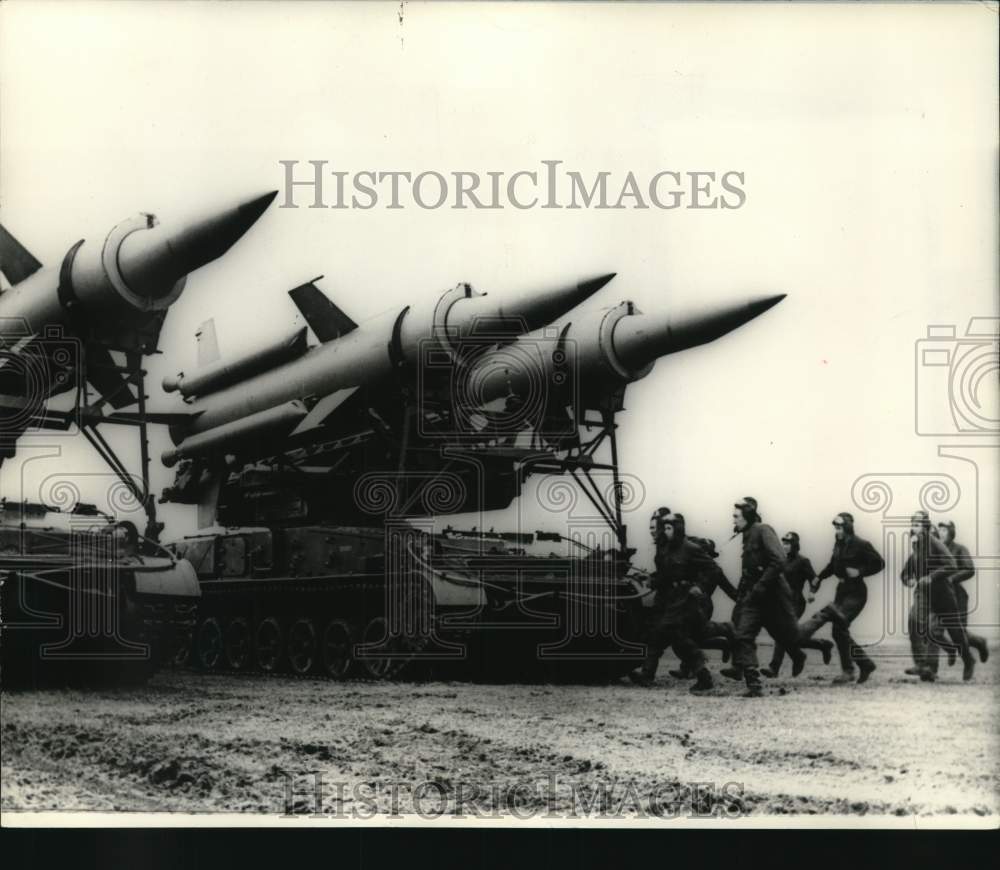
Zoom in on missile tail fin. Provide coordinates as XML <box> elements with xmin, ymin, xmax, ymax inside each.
<box><xmin>288</xmin><ymin>278</ymin><xmax>358</xmax><ymax>342</ymax></box>
<box><xmin>291</xmin><ymin>386</ymin><xmax>360</xmax><ymax>436</ymax></box>
<box><xmin>0</xmin><ymin>224</ymin><xmax>44</xmax><ymax>287</ymax></box>
<box><xmin>85</xmin><ymin>344</ymin><xmax>136</xmax><ymax>409</ymax></box>
<box><xmin>195</xmin><ymin>319</ymin><xmax>221</xmax><ymax>368</ymax></box>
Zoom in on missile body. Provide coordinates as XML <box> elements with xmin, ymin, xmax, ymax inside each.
<box><xmin>162</xmin><ymin>275</ymin><xmax>615</xmax><ymax>465</ymax></box>
<box><xmin>463</xmin><ymin>294</ymin><xmax>787</xmax><ymax>410</ymax></box>
<box><xmin>0</xmin><ymin>191</ymin><xmax>277</xmax><ymax>349</ymax></box>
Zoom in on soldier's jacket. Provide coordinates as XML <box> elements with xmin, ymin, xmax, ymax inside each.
<box><xmin>817</xmin><ymin>535</ymin><xmax>885</xmax><ymax>585</ymax></box>
<box><xmin>942</xmin><ymin>539</ymin><xmax>975</xmax><ymax>585</ymax></box>
<box><xmin>900</xmin><ymin>534</ymin><xmax>954</xmax><ymax>585</ymax></box>
<box><xmin>651</xmin><ymin>538</ymin><xmax>718</xmax><ymax>620</ymax></box>
<box><xmin>783</xmin><ymin>555</ymin><xmax>817</xmax><ymax>596</ymax></box>
<box><xmin>738</xmin><ymin>522</ymin><xmax>787</xmax><ymax>598</ymax></box>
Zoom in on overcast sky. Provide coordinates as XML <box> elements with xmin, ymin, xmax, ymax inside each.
<box><xmin>2</xmin><ymin>1</ymin><xmax>997</xmax><ymax>642</ymax></box>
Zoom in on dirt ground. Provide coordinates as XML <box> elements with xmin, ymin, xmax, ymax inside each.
<box><xmin>2</xmin><ymin>643</ymin><xmax>997</xmax><ymax>823</ymax></box>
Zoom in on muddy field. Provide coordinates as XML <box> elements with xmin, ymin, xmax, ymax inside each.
<box><xmin>2</xmin><ymin>644</ymin><xmax>998</xmax><ymax>823</ymax></box>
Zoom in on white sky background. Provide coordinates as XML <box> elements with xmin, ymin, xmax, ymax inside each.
<box><xmin>1</xmin><ymin>1</ymin><xmax>998</xmax><ymax>642</ymax></box>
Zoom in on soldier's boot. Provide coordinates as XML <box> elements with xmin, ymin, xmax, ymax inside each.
<box><xmin>741</xmin><ymin>668</ymin><xmax>764</xmax><ymax>698</ymax></box>
<box><xmin>831</xmin><ymin>670</ymin><xmax>856</xmax><ymax>685</ymax></box>
<box><xmin>689</xmin><ymin>668</ymin><xmax>714</xmax><ymax>694</ymax></box>
<box><xmin>946</xmin><ymin>649</ymin><xmax>957</xmax><ymax>667</ymax></box>
<box><xmin>760</xmin><ymin>666</ymin><xmax>780</xmax><ymax>678</ymax></box>
<box><xmin>720</xmin><ymin>666</ymin><xmax>744</xmax><ymax>681</ymax></box>
<box><xmin>668</xmin><ymin>668</ymin><xmax>691</xmax><ymax>680</ymax></box>
<box><xmin>857</xmin><ymin>659</ymin><xmax>876</xmax><ymax>684</ymax></box>
<box><xmin>628</xmin><ymin>670</ymin><xmax>654</xmax><ymax>687</ymax></box>
<box><xmin>721</xmin><ymin>645</ymin><xmax>731</xmax><ymax>663</ymax></box>
<box><xmin>972</xmin><ymin>636</ymin><xmax>989</xmax><ymax>663</ymax></box>
<box><xmin>790</xmin><ymin>649</ymin><xmax>807</xmax><ymax>677</ymax></box>
<box><xmin>918</xmin><ymin>668</ymin><xmax>937</xmax><ymax>682</ymax></box>
<box><xmin>819</xmin><ymin>640</ymin><xmax>834</xmax><ymax>665</ymax></box>
<box><xmin>904</xmin><ymin>666</ymin><xmax>924</xmax><ymax>676</ymax></box>
<box><xmin>962</xmin><ymin>654</ymin><xmax>975</xmax><ymax>682</ymax></box>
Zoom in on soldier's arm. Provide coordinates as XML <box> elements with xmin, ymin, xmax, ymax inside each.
<box><xmin>709</xmin><ymin>563</ymin><xmax>740</xmax><ymax>602</ymax></box>
<box><xmin>859</xmin><ymin>540</ymin><xmax>885</xmax><ymax>578</ymax></box>
<box><xmin>951</xmin><ymin>544</ymin><xmax>974</xmax><ymax>584</ymax></box>
<box><xmin>816</xmin><ymin>556</ymin><xmax>835</xmax><ymax>583</ymax></box>
<box><xmin>803</xmin><ymin>558</ymin><xmax>821</xmax><ymax>593</ymax></box>
<box><xmin>900</xmin><ymin>554</ymin><xmax>916</xmax><ymax>586</ymax></box>
<box><xmin>928</xmin><ymin>536</ymin><xmax>956</xmax><ymax>582</ymax></box>
<box><xmin>757</xmin><ymin>525</ymin><xmax>786</xmax><ymax>586</ymax></box>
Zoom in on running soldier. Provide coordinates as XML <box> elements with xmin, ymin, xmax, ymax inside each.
<box><xmin>629</xmin><ymin>510</ymin><xmax>717</xmax><ymax>693</ymax></box>
<box><xmin>901</xmin><ymin>511</ymin><xmax>975</xmax><ymax>681</ymax></box>
<box><xmin>937</xmin><ymin>520</ymin><xmax>990</xmax><ymax>668</ymax></box>
<box><xmin>723</xmin><ymin>497</ymin><xmax>805</xmax><ymax>698</ymax></box>
<box><xmin>668</xmin><ymin>536</ymin><xmax>739</xmax><ymax>679</ymax></box>
<box><xmin>761</xmin><ymin>532</ymin><xmax>834</xmax><ymax>677</ymax></box>
<box><xmin>798</xmin><ymin>512</ymin><xmax>883</xmax><ymax>684</ymax></box>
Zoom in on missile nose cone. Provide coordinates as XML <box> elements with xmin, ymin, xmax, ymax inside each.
<box><xmin>746</xmin><ymin>293</ymin><xmax>786</xmax><ymax>318</ymax></box>
<box><xmin>578</xmin><ymin>272</ymin><xmax>617</xmax><ymax>297</ymax></box>
<box><xmin>116</xmin><ymin>190</ymin><xmax>278</xmax><ymax>299</ymax></box>
<box><xmin>614</xmin><ymin>292</ymin><xmax>786</xmax><ymax>372</ymax></box>
<box><xmin>495</xmin><ymin>272</ymin><xmax>617</xmax><ymax>332</ymax></box>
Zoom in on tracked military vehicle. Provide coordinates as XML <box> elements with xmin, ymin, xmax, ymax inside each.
<box><xmin>160</xmin><ymin>275</ymin><xmax>784</xmax><ymax>681</ymax></box>
<box><xmin>0</xmin><ymin>499</ymin><xmax>200</xmax><ymax>685</ymax></box>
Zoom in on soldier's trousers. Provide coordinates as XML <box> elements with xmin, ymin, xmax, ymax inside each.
<box><xmin>769</xmin><ymin>595</ymin><xmax>831</xmax><ymax>671</ymax></box>
<box><xmin>731</xmin><ymin>577</ymin><xmax>803</xmax><ymax>671</ymax></box>
<box><xmin>641</xmin><ymin>610</ymin><xmax>706</xmax><ymax>678</ymax></box>
<box><xmin>798</xmin><ymin>579</ymin><xmax>870</xmax><ymax>672</ymax></box>
<box><xmin>910</xmin><ymin>580</ymin><xmax>981</xmax><ymax>672</ymax></box>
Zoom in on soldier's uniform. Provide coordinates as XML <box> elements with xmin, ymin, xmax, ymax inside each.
<box><xmin>799</xmin><ymin>512</ymin><xmax>883</xmax><ymax>683</ymax></box>
<box><xmin>728</xmin><ymin>498</ymin><xmax>805</xmax><ymax>696</ymax></box>
<box><xmin>632</xmin><ymin>513</ymin><xmax>718</xmax><ymax>692</ymax></box>
<box><xmin>763</xmin><ymin>546</ymin><xmax>834</xmax><ymax>677</ymax></box>
<box><xmin>939</xmin><ymin>525</ymin><xmax>989</xmax><ymax>665</ymax></box>
<box><xmin>668</xmin><ymin>539</ymin><xmax>739</xmax><ymax>678</ymax></box>
<box><xmin>901</xmin><ymin>514</ymin><xmax>974</xmax><ymax>680</ymax></box>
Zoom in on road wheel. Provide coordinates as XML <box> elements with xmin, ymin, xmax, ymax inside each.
<box><xmin>255</xmin><ymin>616</ymin><xmax>283</xmax><ymax>673</ymax></box>
<box><xmin>287</xmin><ymin>618</ymin><xmax>318</xmax><ymax>675</ymax></box>
<box><xmin>224</xmin><ymin>616</ymin><xmax>252</xmax><ymax>670</ymax></box>
<box><xmin>357</xmin><ymin>616</ymin><xmax>398</xmax><ymax>680</ymax></box>
<box><xmin>195</xmin><ymin>617</ymin><xmax>223</xmax><ymax>671</ymax></box>
<box><xmin>321</xmin><ymin>619</ymin><xmax>354</xmax><ymax>679</ymax></box>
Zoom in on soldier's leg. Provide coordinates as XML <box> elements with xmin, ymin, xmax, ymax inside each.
<box><xmin>831</xmin><ymin>584</ymin><xmax>875</xmax><ymax>683</ymax></box>
<box><xmin>632</xmin><ymin>611</ymin><xmax>668</xmax><ymax>683</ymax></box>
<box><xmin>907</xmin><ymin>597</ymin><xmax>938</xmax><ymax>677</ymax></box>
<box><xmin>930</xmin><ymin>576</ymin><xmax>974</xmax><ymax>678</ymax></box>
<box><xmin>731</xmin><ymin>597</ymin><xmax>767</xmax><ymax>694</ymax></box>
<box><xmin>764</xmin><ymin>579</ymin><xmax>808</xmax><ymax>675</ymax></box>
<box><xmin>955</xmin><ymin>583</ymin><xmax>989</xmax><ymax>662</ymax></box>
<box><xmin>797</xmin><ymin>594</ymin><xmax>834</xmax><ymax>662</ymax></box>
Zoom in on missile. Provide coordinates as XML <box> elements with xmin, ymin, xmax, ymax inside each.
<box><xmin>0</xmin><ymin>190</ymin><xmax>278</xmax><ymax>346</ymax></box>
<box><xmin>161</xmin><ymin>274</ymin><xmax>616</xmax><ymax>465</ymax></box>
<box><xmin>462</xmin><ymin>294</ymin><xmax>787</xmax><ymax>409</ymax></box>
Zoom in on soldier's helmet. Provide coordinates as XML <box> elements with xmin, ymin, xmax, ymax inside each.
<box><xmin>937</xmin><ymin>519</ymin><xmax>956</xmax><ymax>543</ymax></box>
<box><xmin>663</xmin><ymin>511</ymin><xmax>686</xmax><ymax>540</ymax></box>
<box><xmin>833</xmin><ymin>511</ymin><xmax>855</xmax><ymax>536</ymax></box>
<box><xmin>781</xmin><ymin>531</ymin><xmax>801</xmax><ymax>555</ymax></box>
<box><xmin>734</xmin><ymin>496</ymin><xmax>761</xmax><ymax>524</ymax></box>
<box><xmin>910</xmin><ymin>510</ymin><xmax>931</xmax><ymax>533</ymax></box>
<box><xmin>650</xmin><ymin>506</ymin><xmax>671</xmax><ymax>538</ymax></box>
